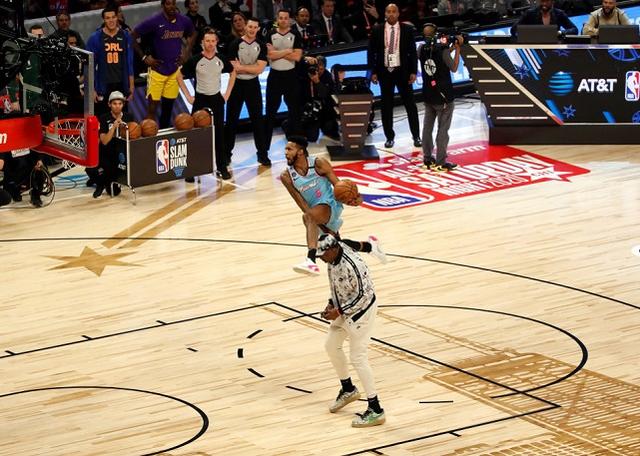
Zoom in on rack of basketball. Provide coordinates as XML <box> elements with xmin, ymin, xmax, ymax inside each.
<box><xmin>114</xmin><ymin>109</ymin><xmax>215</xmax><ymax>199</ymax></box>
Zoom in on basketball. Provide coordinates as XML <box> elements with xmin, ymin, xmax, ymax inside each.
<box><xmin>140</xmin><ymin>119</ymin><xmax>158</xmax><ymax>137</ymax></box>
<box><xmin>334</xmin><ymin>179</ymin><xmax>361</xmax><ymax>205</ymax></box>
<box><xmin>174</xmin><ymin>112</ymin><xmax>194</xmax><ymax>131</ymax></box>
<box><xmin>126</xmin><ymin>121</ymin><xmax>141</xmax><ymax>139</ymax></box>
<box><xmin>192</xmin><ymin>109</ymin><xmax>211</xmax><ymax>127</ymax></box>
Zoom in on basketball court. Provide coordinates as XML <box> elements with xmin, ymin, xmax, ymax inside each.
<box><xmin>1</xmin><ymin>98</ymin><xmax>639</xmax><ymax>455</ymax></box>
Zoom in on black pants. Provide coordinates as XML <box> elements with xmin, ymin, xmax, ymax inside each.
<box><xmin>193</xmin><ymin>92</ymin><xmax>227</xmax><ymax>171</ymax></box>
<box><xmin>378</xmin><ymin>69</ymin><xmax>420</xmax><ymax>141</ymax></box>
<box><xmin>265</xmin><ymin>68</ymin><xmax>301</xmax><ymax>152</ymax></box>
<box><xmin>2</xmin><ymin>152</ymin><xmax>44</xmax><ymax>197</ymax></box>
<box><xmin>96</xmin><ymin>146</ymin><xmax>120</xmax><ymax>188</ymax></box>
<box><xmin>225</xmin><ymin>78</ymin><xmax>267</xmax><ymax>157</ymax></box>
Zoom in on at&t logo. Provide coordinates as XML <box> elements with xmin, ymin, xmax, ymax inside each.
<box><xmin>577</xmin><ymin>78</ymin><xmax>617</xmax><ymax>93</ymax></box>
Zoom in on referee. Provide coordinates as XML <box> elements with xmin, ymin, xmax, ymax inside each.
<box><xmin>264</xmin><ymin>9</ymin><xmax>303</xmax><ymax>165</ymax></box>
<box><xmin>226</xmin><ymin>17</ymin><xmax>269</xmax><ymax>167</ymax></box>
<box><xmin>177</xmin><ymin>27</ymin><xmax>236</xmax><ymax>180</ymax></box>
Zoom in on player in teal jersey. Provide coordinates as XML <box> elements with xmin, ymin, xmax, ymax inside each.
<box><xmin>281</xmin><ymin>136</ymin><xmax>387</xmax><ymax>275</ymax></box>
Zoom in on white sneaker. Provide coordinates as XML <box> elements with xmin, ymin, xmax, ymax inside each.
<box><xmin>368</xmin><ymin>235</ymin><xmax>387</xmax><ymax>264</ymax></box>
<box><xmin>293</xmin><ymin>258</ymin><xmax>320</xmax><ymax>275</ymax></box>
<box><xmin>329</xmin><ymin>387</ymin><xmax>361</xmax><ymax>413</ymax></box>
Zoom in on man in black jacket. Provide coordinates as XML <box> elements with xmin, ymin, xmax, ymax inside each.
<box><xmin>511</xmin><ymin>0</ymin><xmax>578</xmax><ymax>36</ymax></box>
<box><xmin>367</xmin><ymin>3</ymin><xmax>420</xmax><ymax>149</ymax></box>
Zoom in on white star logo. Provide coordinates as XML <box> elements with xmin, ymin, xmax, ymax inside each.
<box><xmin>516</xmin><ymin>166</ymin><xmax>573</xmax><ymax>182</ymax></box>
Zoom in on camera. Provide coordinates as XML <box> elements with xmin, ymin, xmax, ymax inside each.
<box><xmin>307</xmin><ymin>64</ymin><xmax>319</xmax><ymax>76</ymax></box>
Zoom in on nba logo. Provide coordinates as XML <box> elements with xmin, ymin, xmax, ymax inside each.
<box><xmin>156</xmin><ymin>139</ymin><xmax>169</xmax><ymax>174</ymax></box>
<box><xmin>625</xmin><ymin>71</ymin><xmax>640</xmax><ymax>101</ymax></box>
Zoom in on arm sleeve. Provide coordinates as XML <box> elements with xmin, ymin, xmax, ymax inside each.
<box><xmin>619</xmin><ymin>10</ymin><xmax>631</xmax><ymax>25</ymax></box>
<box><xmin>582</xmin><ymin>12</ymin><xmax>598</xmax><ymax>36</ymax></box>
<box><xmin>406</xmin><ymin>25</ymin><xmax>418</xmax><ymax>74</ymax></box>
<box><xmin>221</xmin><ymin>55</ymin><xmax>233</xmax><ymax>73</ymax></box>
<box><xmin>558</xmin><ymin>11</ymin><xmax>578</xmax><ymax>35</ymax></box>
<box><xmin>180</xmin><ymin>55</ymin><xmax>198</xmax><ymax>79</ymax></box>
<box><xmin>125</xmin><ymin>32</ymin><xmax>134</xmax><ymax>80</ymax></box>
<box><xmin>134</xmin><ymin>15</ymin><xmax>155</xmax><ymax>37</ymax></box>
<box><xmin>258</xmin><ymin>42</ymin><xmax>268</xmax><ymax>61</ymax></box>
<box><xmin>293</xmin><ymin>32</ymin><xmax>303</xmax><ymax>50</ymax></box>
<box><xmin>227</xmin><ymin>39</ymin><xmax>239</xmax><ymax>60</ymax></box>
<box><xmin>442</xmin><ymin>47</ymin><xmax>455</xmax><ymax>72</ymax></box>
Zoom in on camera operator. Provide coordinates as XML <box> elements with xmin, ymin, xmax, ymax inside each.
<box><xmin>0</xmin><ymin>89</ymin><xmax>45</xmax><ymax>207</ymax></box>
<box><xmin>418</xmin><ymin>24</ymin><xmax>462</xmax><ymax>171</ymax></box>
<box><xmin>301</xmin><ymin>55</ymin><xmax>340</xmax><ymax>141</ymax></box>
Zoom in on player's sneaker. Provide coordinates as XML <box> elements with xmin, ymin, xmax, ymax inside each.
<box><xmin>293</xmin><ymin>258</ymin><xmax>320</xmax><ymax>276</ymax></box>
<box><xmin>352</xmin><ymin>408</ymin><xmax>386</xmax><ymax>428</ymax></box>
<box><xmin>329</xmin><ymin>387</ymin><xmax>361</xmax><ymax>413</ymax></box>
<box><xmin>368</xmin><ymin>235</ymin><xmax>387</xmax><ymax>264</ymax></box>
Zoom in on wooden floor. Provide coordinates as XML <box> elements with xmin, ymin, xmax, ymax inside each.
<box><xmin>1</xmin><ymin>98</ymin><xmax>639</xmax><ymax>456</ymax></box>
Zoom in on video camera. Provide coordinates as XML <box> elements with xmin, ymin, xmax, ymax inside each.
<box><xmin>425</xmin><ymin>25</ymin><xmax>465</xmax><ymax>48</ymax></box>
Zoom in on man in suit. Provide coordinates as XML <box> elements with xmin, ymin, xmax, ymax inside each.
<box><xmin>313</xmin><ymin>0</ymin><xmax>353</xmax><ymax>45</ymax></box>
<box><xmin>367</xmin><ymin>3</ymin><xmax>420</xmax><ymax>148</ymax></box>
<box><xmin>257</xmin><ymin>0</ymin><xmax>297</xmax><ymax>21</ymax></box>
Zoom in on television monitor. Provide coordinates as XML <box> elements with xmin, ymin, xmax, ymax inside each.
<box><xmin>598</xmin><ymin>25</ymin><xmax>640</xmax><ymax>44</ymax></box>
<box><xmin>517</xmin><ymin>25</ymin><xmax>559</xmax><ymax>44</ymax></box>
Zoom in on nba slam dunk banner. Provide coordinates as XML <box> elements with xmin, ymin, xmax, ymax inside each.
<box><xmin>333</xmin><ymin>141</ymin><xmax>590</xmax><ymax>211</ymax></box>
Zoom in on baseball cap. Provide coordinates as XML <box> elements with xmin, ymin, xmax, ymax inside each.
<box><xmin>108</xmin><ymin>91</ymin><xmax>126</xmax><ymax>102</ymax></box>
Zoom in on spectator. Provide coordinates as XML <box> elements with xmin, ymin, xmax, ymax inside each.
<box><xmin>86</xmin><ymin>5</ymin><xmax>135</xmax><ymax>116</ymax></box>
<box><xmin>294</xmin><ymin>7</ymin><xmax>318</xmax><ymax>49</ymax></box>
<box><xmin>209</xmin><ymin>0</ymin><xmax>240</xmax><ymax>36</ymax></box>
<box><xmin>185</xmin><ymin>0</ymin><xmax>208</xmax><ymax>31</ymax></box>
<box><xmin>313</xmin><ymin>0</ymin><xmax>353</xmax><ymax>45</ymax></box>
<box><xmin>341</xmin><ymin>0</ymin><xmax>381</xmax><ymax>41</ymax></box>
<box><xmin>116</xmin><ymin>5</ymin><xmax>132</xmax><ymax>32</ymax></box>
<box><xmin>582</xmin><ymin>0</ymin><xmax>630</xmax><ymax>36</ymax></box>
<box><xmin>222</xmin><ymin>11</ymin><xmax>247</xmax><ymax>52</ymax></box>
<box><xmin>28</xmin><ymin>24</ymin><xmax>46</xmax><ymax>38</ymax></box>
<box><xmin>132</xmin><ymin>0</ymin><xmax>196</xmax><ymax>129</ymax></box>
<box><xmin>511</xmin><ymin>0</ymin><xmax>578</xmax><ymax>36</ymax></box>
<box><xmin>257</xmin><ymin>0</ymin><xmax>296</xmax><ymax>21</ymax></box>
<box><xmin>52</xmin><ymin>11</ymin><xmax>85</xmax><ymax>48</ymax></box>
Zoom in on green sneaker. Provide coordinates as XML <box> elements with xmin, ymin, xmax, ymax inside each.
<box><xmin>352</xmin><ymin>408</ymin><xmax>386</xmax><ymax>428</ymax></box>
<box><xmin>329</xmin><ymin>388</ymin><xmax>361</xmax><ymax>413</ymax></box>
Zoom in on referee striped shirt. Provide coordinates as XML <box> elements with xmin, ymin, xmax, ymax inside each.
<box><xmin>328</xmin><ymin>243</ymin><xmax>375</xmax><ymax>320</ymax></box>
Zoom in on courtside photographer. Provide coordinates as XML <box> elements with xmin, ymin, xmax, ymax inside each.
<box><xmin>301</xmin><ymin>55</ymin><xmax>340</xmax><ymax>142</ymax></box>
<box><xmin>418</xmin><ymin>23</ymin><xmax>464</xmax><ymax>171</ymax></box>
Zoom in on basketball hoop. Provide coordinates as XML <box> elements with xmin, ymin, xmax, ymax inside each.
<box><xmin>46</xmin><ymin>117</ymin><xmax>87</xmax><ymax>150</ymax></box>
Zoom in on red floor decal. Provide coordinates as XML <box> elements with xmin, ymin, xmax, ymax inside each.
<box><xmin>333</xmin><ymin>141</ymin><xmax>590</xmax><ymax>211</ymax></box>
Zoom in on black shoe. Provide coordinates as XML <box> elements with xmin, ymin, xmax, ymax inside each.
<box><xmin>423</xmin><ymin>157</ymin><xmax>435</xmax><ymax>168</ymax></box>
<box><xmin>217</xmin><ymin>169</ymin><xmax>232</xmax><ymax>180</ymax></box>
<box><xmin>30</xmin><ymin>191</ymin><xmax>43</xmax><ymax>208</ymax></box>
<box><xmin>258</xmin><ymin>155</ymin><xmax>272</xmax><ymax>167</ymax></box>
<box><xmin>93</xmin><ymin>184</ymin><xmax>104</xmax><ymax>198</ymax></box>
<box><xmin>413</xmin><ymin>137</ymin><xmax>422</xmax><ymax>147</ymax></box>
<box><xmin>112</xmin><ymin>183</ymin><xmax>121</xmax><ymax>196</ymax></box>
<box><xmin>185</xmin><ymin>177</ymin><xmax>195</xmax><ymax>183</ymax></box>
<box><xmin>384</xmin><ymin>139</ymin><xmax>394</xmax><ymax>148</ymax></box>
<box><xmin>441</xmin><ymin>162</ymin><xmax>458</xmax><ymax>171</ymax></box>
